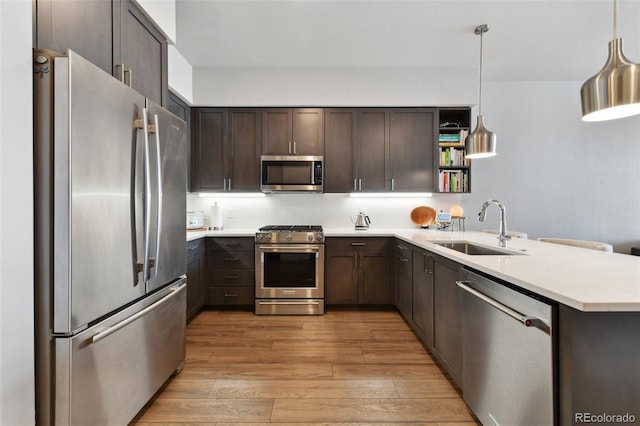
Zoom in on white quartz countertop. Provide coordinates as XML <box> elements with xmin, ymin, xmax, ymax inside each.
<box><xmin>187</xmin><ymin>227</ymin><xmax>640</xmax><ymax>312</ymax></box>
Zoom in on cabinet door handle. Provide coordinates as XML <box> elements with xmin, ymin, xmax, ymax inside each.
<box><xmin>391</xmin><ymin>178</ymin><xmax>395</xmax><ymax>192</ymax></box>
<box><xmin>351</xmin><ymin>242</ymin><xmax>366</xmax><ymax>246</ymax></box>
<box><xmin>124</xmin><ymin>68</ymin><xmax>132</xmax><ymax>88</ymax></box>
<box><xmin>359</xmin><ymin>179</ymin><xmax>362</xmax><ymax>191</ymax></box>
<box><xmin>228</xmin><ymin>178</ymin><xmax>232</xmax><ymax>191</ymax></box>
<box><xmin>224</xmin><ymin>293</ymin><xmax>239</xmax><ymax>298</ymax></box>
<box><xmin>224</xmin><ymin>257</ymin><xmax>239</xmax><ymax>262</ymax></box>
<box><xmin>224</xmin><ymin>275</ymin><xmax>239</xmax><ymax>280</ymax></box>
<box><xmin>116</xmin><ymin>63</ymin><xmax>125</xmax><ymax>82</ymax></box>
<box><xmin>354</xmin><ymin>179</ymin><xmax>358</xmax><ymax>192</ymax></box>
<box><xmin>399</xmin><ymin>257</ymin><xmax>409</xmax><ymax>262</ymax></box>
<box><xmin>288</xmin><ymin>141</ymin><xmax>292</xmax><ymax>154</ymax></box>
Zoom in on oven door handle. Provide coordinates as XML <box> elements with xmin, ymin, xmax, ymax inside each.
<box><xmin>257</xmin><ymin>245</ymin><xmax>322</xmax><ymax>253</ymax></box>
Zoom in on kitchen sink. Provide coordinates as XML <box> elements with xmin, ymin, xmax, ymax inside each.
<box><xmin>432</xmin><ymin>241</ymin><xmax>521</xmax><ymax>256</ymax></box>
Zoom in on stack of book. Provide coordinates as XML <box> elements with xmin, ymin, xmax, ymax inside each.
<box><xmin>439</xmin><ymin>169</ymin><xmax>469</xmax><ymax>192</ymax></box>
<box><xmin>439</xmin><ymin>147</ymin><xmax>467</xmax><ymax>167</ymax></box>
<box><xmin>438</xmin><ymin>129</ymin><xmax>468</xmax><ymax>146</ymax></box>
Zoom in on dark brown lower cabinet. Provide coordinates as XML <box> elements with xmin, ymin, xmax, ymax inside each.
<box><xmin>432</xmin><ymin>253</ymin><xmax>463</xmax><ymax>387</ymax></box>
<box><xmin>412</xmin><ymin>247</ymin><xmax>434</xmax><ymax>347</ymax></box>
<box><xmin>395</xmin><ymin>241</ymin><xmax>412</xmax><ymax>318</ymax></box>
<box><xmin>325</xmin><ymin>238</ymin><xmax>391</xmax><ymax>305</ymax></box>
<box><xmin>206</xmin><ymin>237</ymin><xmax>255</xmax><ymax>306</ymax></box>
<box><xmin>186</xmin><ymin>239</ymin><xmax>205</xmax><ymax>320</ymax></box>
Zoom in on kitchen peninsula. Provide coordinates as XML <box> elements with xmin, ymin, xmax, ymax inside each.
<box><xmin>188</xmin><ymin>227</ymin><xmax>640</xmax><ymax>425</ymax></box>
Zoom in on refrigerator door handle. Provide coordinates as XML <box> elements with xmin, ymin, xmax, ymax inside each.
<box><xmin>91</xmin><ymin>283</ymin><xmax>186</xmax><ymax>343</ymax></box>
<box><xmin>132</xmin><ymin>116</ymin><xmax>144</xmax><ymax>285</ymax></box>
<box><xmin>142</xmin><ymin>108</ymin><xmax>152</xmax><ymax>282</ymax></box>
<box><xmin>152</xmin><ymin>113</ymin><xmax>163</xmax><ymax>277</ymax></box>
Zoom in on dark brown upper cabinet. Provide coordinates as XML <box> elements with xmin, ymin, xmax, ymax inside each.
<box><xmin>356</xmin><ymin>109</ymin><xmax>390</xmax><ymax>192</ymax></box>
<box><xmin>324</xmin><ymin>109</ymin><xmax>357</xmax><ymax>193</ymax></box>
<box><xmin>389</xmin><ymin>108</ymin><xmax>437</xmax><ymax>192</ymax></box>
<box><xmin>262</xmin><ymin>108</ymin><xmax>324</xmax><ymax>156</ymax></box>
<box><xmin>190</xmin><ymin>108</ymin><xmax>261</xmax><ymax>193</ymax></box>
<box><xmin>35</xmin><ymin>0</ymin><xmax>168</xmax><ymax>106</ymax></box>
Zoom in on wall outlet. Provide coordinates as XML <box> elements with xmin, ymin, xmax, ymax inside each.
<box><xmin>227</xmin><ymin>208</ymin><xmax>235</xmax><ymax>219</ymax></box>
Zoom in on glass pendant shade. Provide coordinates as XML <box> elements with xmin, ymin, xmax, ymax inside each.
<box><xmin>466</xmin><ymin>114</ymin><xmax>497</xmax><ymax>158</ymax></box>
<box><xmin>581</xmin><ymin>38</ymin><xmax>640</xmax><ymax>121</ymax></box>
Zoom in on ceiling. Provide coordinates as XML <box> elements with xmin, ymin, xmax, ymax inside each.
<box><xmin>175</xmin><ymin>0</ymin><xmax>640</xmax><ymax>82</ymax></box>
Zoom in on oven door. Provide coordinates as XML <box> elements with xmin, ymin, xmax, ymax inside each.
<box><xmin>255</xmin><ymin>244</ymin><xmax>324</xmax><ymax>299</ymax></box>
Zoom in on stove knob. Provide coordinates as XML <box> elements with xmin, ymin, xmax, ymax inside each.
<box><xmin>316</xmin><ymin>234</ymin><xmax>323</xmax><ymax>241</ymax></box>
<box><xmin>256</xmin><ymin>234</ymin><xmax>262</xmax><ymax>240</ymax></box>
<box><xmin>266</xmin><ymin>234</ymin><xmax>272</xmax><ymax>240</ymax></box>
<box><xmin>286</xmin><ymin>234</ymin><xmax>293</xmax><ymax>241</ymax></box>
<box><xmin>307</xmin><ymin>234</ymin><xmax>314</xmax><ymax>241</ymax></box>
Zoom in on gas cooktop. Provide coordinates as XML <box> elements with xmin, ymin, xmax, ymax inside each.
<box><xmin>258</xmin><ymin>225</ymin><xmax>323</xmax><ymax>232</ymax></box>
<box><xmin>256</xmin><ymin>225</ymin><xmax>324</xmax><ymax>243</ymax></box>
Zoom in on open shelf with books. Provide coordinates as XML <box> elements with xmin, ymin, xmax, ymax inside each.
<box><xmin>438</xmin><ymin>108</ymin><xmax>471</xmax><ymax>193</ymax></box>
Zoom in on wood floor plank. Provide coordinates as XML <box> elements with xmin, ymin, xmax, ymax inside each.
<box><xmin>179</xmin><ymin>363</ymin><xmax>334</xmax><ymax>380</ymax></box>
<box><xmin>207</xmin><ymin>379</ymin><xmax>399</xmax><ymax>399</ymax></box>
<box><xmin>270</xmin><ymin>398</ymin><xmax>476</xmax><ymax>422</ymax></box>
<box><xmin>393</xmin><ymin>378</ymin><xmax>461</xmax><ymax>398</ymax></box>
<box><xmin>133</xmin><ymin>398</ymin><xmax>273</xmax><ymax>423</ymax></box>
<box><xmin>154</xmin><ymin>378</ymin><xmax>216</xmax><ymax>399</ymax></box>
<box><xmin>362</xmin><ymin>350</ymin><xmax>435</xmax><ymax>364</ymax></box>
<box><xmin>242</xmin><ymin>329</ymin><xmax>375</xmax><ymax>341</ymax></box>
<box><xmin>208</xmin><ymin>348</ymin><xmax>365</xmax><ymax>364</ymax></box>
<box><xmin>332</xmin><ymin>363</ymin><xmax>446</xmax><ymax>380</ymax></box>
<box><xmin>272</xmin><ymin>340</ymin><xmax>424</xmax><ymax>352</ymax></box>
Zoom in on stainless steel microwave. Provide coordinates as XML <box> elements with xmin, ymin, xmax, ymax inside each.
<box><xmin>260</xmin><ymin>155</ymin><xmax>323</xmax><ymax>193</ymax></box>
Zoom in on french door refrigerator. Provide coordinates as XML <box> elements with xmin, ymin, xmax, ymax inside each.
<box><xmin>34</xmin><ymin>49</ymin><xmax>188</xmax><ymax>425</ymax></box>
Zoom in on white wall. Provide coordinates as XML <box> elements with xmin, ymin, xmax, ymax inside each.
<box><xmin>0</xmin><ymin>0</ymin><xmax>35</xmax><ymax>424</ymax></box>
<box><xmin>193</xmin><ymin>67</ymin><xmax>476</xmax><ymax>107</ymax></box>
<box><xmin>168</xmin><ymin>45</ymin><xmax>193</xmax><ymax>104</ymax></box>
<box><xmin>134</xmin><ymin>0</ymin><xmax>176</xmax><ymax>43</ymax></box>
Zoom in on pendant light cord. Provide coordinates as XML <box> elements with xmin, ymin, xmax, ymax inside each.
<box><xmin>478</xmin><ymin>28</ymin><xmax>484</xmax><ymax>115</ymax></box>
<box><xmin>474</xmin><ymin>25</ymin><xmax>488</xmax><ymax>116</ymax></box>
<box><xmin>613</xmin><ymin>0</ymin><xmax>618</xmax><ymax>39</ymax></box>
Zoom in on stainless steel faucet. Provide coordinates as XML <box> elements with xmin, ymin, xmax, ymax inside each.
<box><xmin>478</xmin><ymin>199</ymin><xmax>511</xmax><ymax>247</ymax></box>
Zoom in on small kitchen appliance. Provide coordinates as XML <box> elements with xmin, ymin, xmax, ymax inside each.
<box><xmin>353</xmin><ymin>212</ymin><xmax>371</xmax><ymax>230</ymax></box>
<box><xmin>260</xmin><ymin>155</ymin><xmax>323</xmax><ymax>193</ymax></box>
<box><xmin>255</xmin><ymin>225</ymin><xmax>324</xmax><ymax>315</ymax></box>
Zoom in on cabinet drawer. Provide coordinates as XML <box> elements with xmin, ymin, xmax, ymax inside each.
<box><xmin>187</xmin><ymin>239</ymin><xmax>204</xmax><ymax>259</ymax></box>
<box><xmin>326</xmin><ymin>237</ymin><xmax>391</xmax><ymax>251</ymax></box>
<box><xmin>210</xmin><ymin>269</ymin><xmax>255</xmax><ymax>287</ymax></box>
<box><xmin>207</xmin><ymin>237</ymin><xmax>254</xmax><ymax>252</ymax></box>
<box><xmin>209</xmin><ymin>251</ymin><xmax>254</xmax><ymax>270</ymax></box>
<box><xmin>209</xmin><ymin>287</ymin><xmax>254</xmax><ymax>305</ymax></box>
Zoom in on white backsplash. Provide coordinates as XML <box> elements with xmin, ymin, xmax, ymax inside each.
<box><xmin>187</xmin><ymin>193</ymin><xmax>465</xmax><ymax>230</ymax></box>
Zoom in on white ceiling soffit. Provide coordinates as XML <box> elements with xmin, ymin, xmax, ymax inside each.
<box><xmin>176</xmin><ymin>0</ymin><xmax>640</xmax><ymax>81</ymax></box>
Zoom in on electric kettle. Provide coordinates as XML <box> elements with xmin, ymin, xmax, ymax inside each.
<box><xmin>353</xmin><ymin>211</ymin><xmax>371</xmax><ymax>230</ymax></box>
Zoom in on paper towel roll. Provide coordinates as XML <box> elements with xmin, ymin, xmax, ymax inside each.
<box><xmin>210</xmin><ymin>202</ymin><xmax>223</xmax><ymax>230</ymax></box>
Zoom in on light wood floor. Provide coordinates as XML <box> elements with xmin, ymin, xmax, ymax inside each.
<box><xmin>130</xmin><ymin>308</ymin><xmax>480</xmax><ymax>425</ymax></box>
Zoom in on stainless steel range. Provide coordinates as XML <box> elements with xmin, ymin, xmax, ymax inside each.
<box><xmin>255</xmin><ymin>225</ymin><xmax>325</xmax><ymax>315</ymax></box>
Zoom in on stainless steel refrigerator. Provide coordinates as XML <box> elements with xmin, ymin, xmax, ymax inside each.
<box><xmin>34</xmin><ymin>49</ymin><xmax>188</xmax><ymax>425</ymax></box>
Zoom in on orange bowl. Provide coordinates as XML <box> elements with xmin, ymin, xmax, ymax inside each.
<box><xmin>410</xmin><ymin>206</ymin><xmax>437</xmax><ymax>227</ymax></box>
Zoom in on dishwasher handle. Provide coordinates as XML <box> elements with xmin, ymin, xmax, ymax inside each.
<box><xmin>456</xmin><ymin>280</ymin><xmax>548</xmax><ymax>333</ymax></box>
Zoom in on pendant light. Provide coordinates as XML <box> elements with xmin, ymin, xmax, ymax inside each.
<box><xmin>581</xmin><ymin>0</ymin><xmax>640</xmax><ymax>122</ymax></box>
<box><xmin>466</xmin><ymin>24</ymin><xmax>497</xmax><ymax>159</ymax></box>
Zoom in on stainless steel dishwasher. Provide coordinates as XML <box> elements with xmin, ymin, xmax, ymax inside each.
<box><xmin>457</xmin><ymin>268</ymin><xmax>556</xmax><ymax>426</ymax></box>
